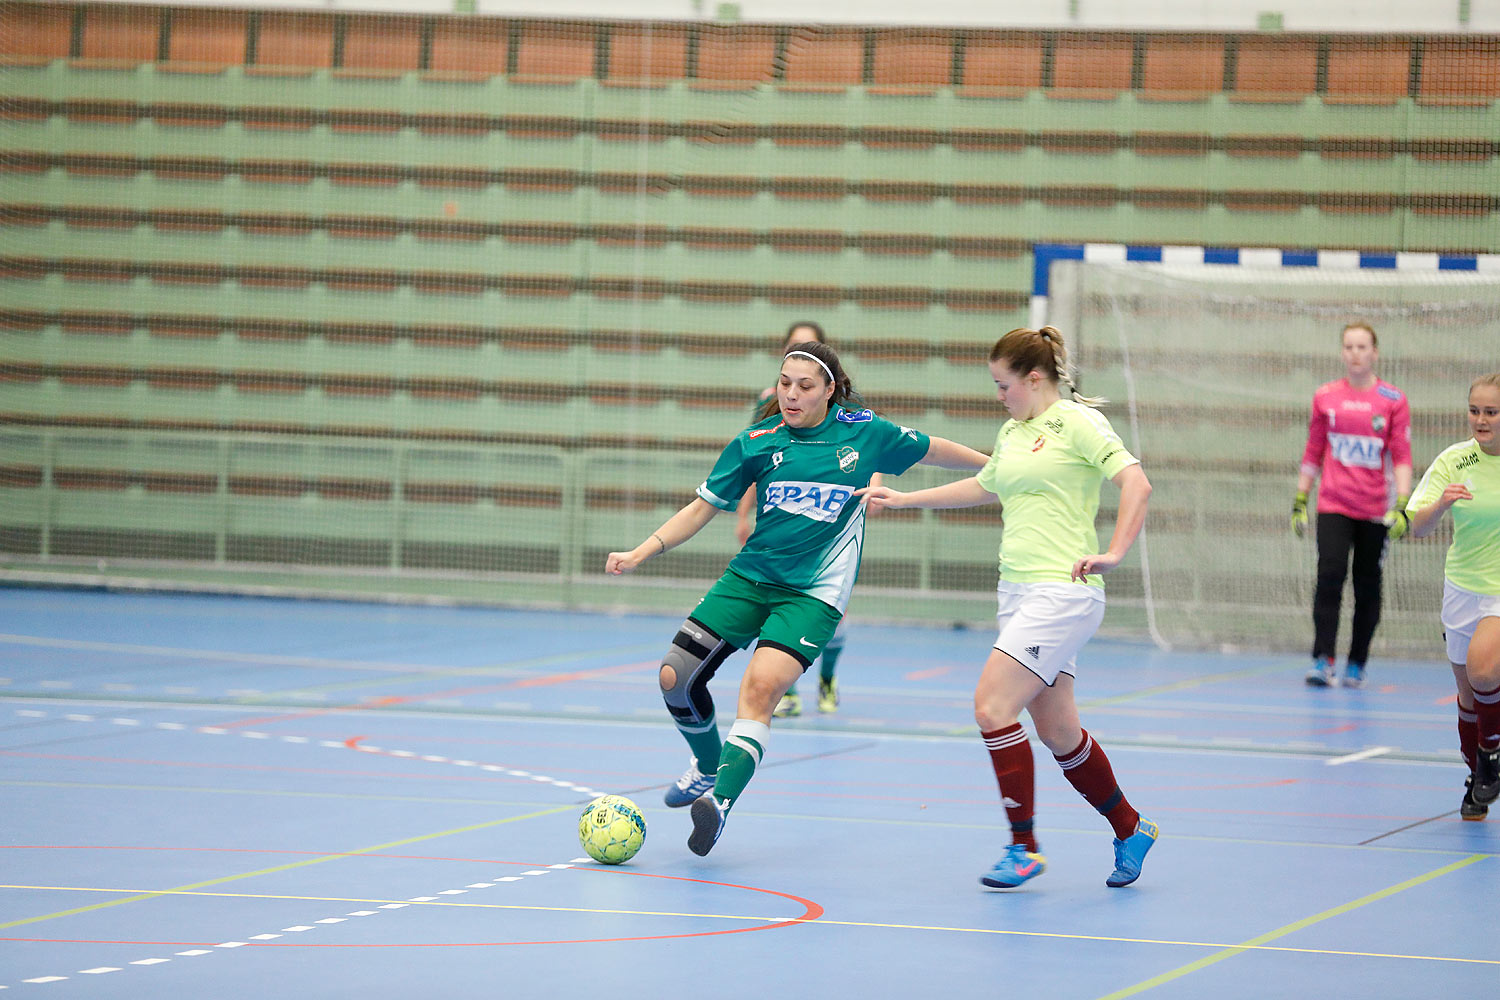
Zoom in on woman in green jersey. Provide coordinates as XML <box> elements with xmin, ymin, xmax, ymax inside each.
<box><xmin>858</xmin><ymin>326</ymin><xmax>1158</xmax><ymax>890</ymax></box>
<box><xmin>1407</xmin><ymin>373</ymin><xmax>1500</xmax><ymax>818</ymax></box>
<box><xmin>606</xmin><ymin>339</ymin><xmax>988</xmax><ymax>856</ymax></box>
<box><xmin>735</xmin><ymin>321</ymin><xmax>877</xmax><ymax>718</ymax></box>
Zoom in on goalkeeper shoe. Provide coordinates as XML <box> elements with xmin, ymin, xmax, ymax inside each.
<box><xmin>688</xmin><ymin>793</ymin><xmax>730</xmax><ymax>856</ymax></box>
<box><xmin>773</xmin><ymin>691</ymin><xmax>802</xmax><ymax>718</ymax></box>
<box><xmin>980</xmin><ymin>843</ymin><xmax>1047</xmax><ymax>889</ymax></box>
<box><xmin>1106</xmin><ymin>816</ymin><xmax>1159</xmax><ymax>887</ymax></box>
<box><xmin>1305</xmin><ymin>656</ymin><xmax>1337</xmax><ymax>687</ymax></box>
<box><xmin>1461</xmin><ymin>774</ymin><xmax>1488</xmax><ymax>821</ymax></box>
<box><xmin>664</xmin><ymin>758</ymin><xmax>715</xmax><ymax>808</ymax></box>
<box><xmin>1343</xmin><ymin>662</ymin><xmax>1366</xmax><ymax>689</ymax></box>
<box><xmin>817</xmin><ymin>677</ymin><xmax>839</xmax><ymax>714</ymax></box>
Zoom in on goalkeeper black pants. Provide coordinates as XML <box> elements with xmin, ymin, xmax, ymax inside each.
<box><xmin>1312</xmin><ymin>512</ymin><xmax>1389</xmax><ymax>665</ymax></box>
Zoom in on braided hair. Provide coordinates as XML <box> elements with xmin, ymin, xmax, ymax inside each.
<box><xmin>989</xmin><ymin>326</ymin><xmax>1106</xmax><ymax>408</ymax></box>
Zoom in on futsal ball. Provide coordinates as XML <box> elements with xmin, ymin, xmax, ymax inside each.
<box><xmin>578</xmin><ymin>794</ymin><xmax>646</xmax><ymax>864</ymax></box>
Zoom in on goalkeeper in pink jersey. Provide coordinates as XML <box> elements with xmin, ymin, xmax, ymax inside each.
<box><xmin>1292</xmin><ymin>323</ymin><xmax>1413</xmax><ymax>688</ymax></box>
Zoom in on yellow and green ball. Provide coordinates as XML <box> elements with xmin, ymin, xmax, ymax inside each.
<box><xmin>578</xmin><ymin>794</ymin><xmax>646</xmax><ymax>864</ymax></box>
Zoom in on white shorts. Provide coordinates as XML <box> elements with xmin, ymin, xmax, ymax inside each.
<box><xmin>993</xmin><ymin>580</ymin><xmax>1106</xmax><ymax>686</ymax></box>
<box><xmin>1441</xmin><ymin>579</ymin><xmax>1500</xmax><ymax>665</ymax></box>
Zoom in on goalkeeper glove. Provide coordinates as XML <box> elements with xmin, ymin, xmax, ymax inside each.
<box><xmin>1291</xmin><ymin>491</ymin><xmax>1309</xmax><ymax>538</ymax></box>
<box><xmin>1384</xmin><ymin>494</ymin><xmax>1411</xmax><ymax>541</ymax></box>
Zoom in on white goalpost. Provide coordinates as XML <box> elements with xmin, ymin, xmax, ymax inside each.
<box><xmin>1032</xmin><ymin>243</ymin><xmax>1500</xmax><ymax>654</ymax></box>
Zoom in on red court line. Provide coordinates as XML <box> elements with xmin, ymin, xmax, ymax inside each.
<box><xmin>0</xmin><ymin>854</ymin><xmax>824</xmax><ymax>948</ymax></box>
<box><xmin>218</xmin><ymin>660</ymin><xmax>658</xmax><ymax>730</ymax></box>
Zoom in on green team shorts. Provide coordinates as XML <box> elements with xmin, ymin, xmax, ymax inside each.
<box><xmin>690</xmin><ymin>570</ymin><xmax>843</xmax><ymax>669</ymax></box>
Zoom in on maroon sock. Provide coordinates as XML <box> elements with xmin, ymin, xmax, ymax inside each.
<box><xmin>1055</xmin><ymin>729</ymin><xmax>1140</xmax><ymax>841</ymax></box>
<box><xmin>1459</xmin><ymin>707</ymin><xmax>1479</xmax><ymax>772</ymax></box>
<box><xmin>982</xmin><ymin>723</ymin><xmax>1037</xmax><ymax>851</ymax></box>
<box><xmin>1474</xmin><ymin>685</ymin><xmax>1500</xmax><ymax>751</ymax></box>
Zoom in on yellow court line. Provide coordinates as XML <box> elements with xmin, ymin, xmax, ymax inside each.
<box><xmin>943</xmin><ymin>661</ymin><xmax>1297</xmax><ymax>735</ymax></box>
<box><xmin>0</xmin><ymin>804</ymin><xmax>575</xmax><ymax>932</ymax></box>
<box><xmin>3</xmin><ymin>784</ymin><xmax>1494</xmax><ymax>862</ymax></box>
<box><xmin>1095</xmin><ymin>853</ymin><xmax>1491</xmax><ymax>999</ymax></box>
<box><xmin>3</xmin><ymin>884</ymin><xmax>1496</xmax><ymax>968</ymax></box>
<box><xmin>1076</xmin><ymin>661</ymin><xmax>1299</xmax><ymax>710</ymax></box>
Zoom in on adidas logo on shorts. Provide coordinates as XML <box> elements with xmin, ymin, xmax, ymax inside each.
<box><xmin>1025</xmin><ymin>645</ymin><xmax>1041</xmax><ymax>660</ymax></box>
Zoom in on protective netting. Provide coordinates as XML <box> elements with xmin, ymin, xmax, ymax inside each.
<box><xmin>1</xmin><ymin>5</ymin><xmax>1497</xmax><ymax>635</ymax></box>
<box><xmin>1048</xmin><ymin>258</ymin><xmax>1500</xmax><ymax>653</ymax></box>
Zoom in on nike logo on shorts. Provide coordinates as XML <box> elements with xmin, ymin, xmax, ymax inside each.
<box><xmin>799</xmin><ymin>637</ymin><xmax>817</xmax><ymax>648</ymax></box>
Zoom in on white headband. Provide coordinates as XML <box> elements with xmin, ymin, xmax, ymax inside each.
<box><xmin>785</xmin><ymin>350</ymin><xmax>835</xmax><ymax>385</ymax></box>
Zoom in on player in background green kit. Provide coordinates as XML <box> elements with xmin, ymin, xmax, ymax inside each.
<box><xmin>606</xmin><ymin>340</ymin><xmax>989</xmax><ymax>856</ymax></box>
<box><xmin>1406</xmin><ymin>373</ymin><xmax>1500</xmax><ymax>818</ymax></box>
<box><xmin>858</xmin><ymin>326</ymin><xmax>1157</xmax><ymax>890</ymax></box>
<box><xmin>734</xmin><ymin>321</ymin><xmax>876</xmax><ymax>718</ymax></box>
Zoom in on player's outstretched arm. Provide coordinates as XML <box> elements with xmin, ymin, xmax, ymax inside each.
<box><xmin>856</xmin><ymin>476</ymin><xmax>996</xmax><ymax>511</ymax></box>
<box><xmin>920</xmin><ymin>436</ymin><xmax>990</xmax><ymax>470</ymax></box>
<box><xmin>1072</xmin><ymin>463</ymin><xmax>1152</xmax><ymax>580</ymax></box>
<box><xmin>606</xmin><ymin>498</ymin><xmax>720</xmax><ymax>575</ymax></box>
<box><xmin>1407</xmin><ymin>484</ymin><xmax>1473</xmax><ymax>539</ymax></box>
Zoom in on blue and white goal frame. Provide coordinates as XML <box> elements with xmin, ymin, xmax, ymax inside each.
<box><xmin>1029</xmin><ymin>242</ymin><xmax>1500</xmax><ymax>329</ymax></box>
<box><xmin>1025</xmin><ymin>241</ymin><xmax>1500</xmax><ymax>651</ymax></box>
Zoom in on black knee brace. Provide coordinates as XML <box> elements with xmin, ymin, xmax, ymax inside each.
<box><xmin>660</xmin><ymin>618</ymin><xmax>733</xmax><ymax>727</ymax></box>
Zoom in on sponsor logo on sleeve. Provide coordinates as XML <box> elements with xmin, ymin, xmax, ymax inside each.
<box><xmin>836</xmin><ymin>408</ymin><xmax>874</xmax><ymax>423</ymax></box>
<box><xmin>1377</xmin><ymin>384</ymin><xmax>1401</xmax><ymax>401</ymax></box>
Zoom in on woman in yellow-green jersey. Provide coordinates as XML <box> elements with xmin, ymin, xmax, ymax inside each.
<box><xmin>858</xmin><ymin>326</ymin><xmax>1156</xmax><ymax>891</ymax></box>
<box><xmin>1407</xmin><ymin>372</ymin><xmax>1500</xmax><ymax>818</ymax></box>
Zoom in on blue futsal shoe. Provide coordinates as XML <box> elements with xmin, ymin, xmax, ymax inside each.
<box><xmin>1305</xmin><ymin>656</ymin><xmax>1337</xmax><ymax>687</ymax></box>
<box><xmin>664</xmin><ymin>758</ymin><xmax>715</xmax><ymax>808</ymax></box>
<box><xmin>980</xmin><ymin>843</ymin><xmax>1047</xmax><ymax>889</ymax></box>
<box><xmin>1343</xmin><ymin>662</ymin><xmax>1366</xmax><ymax>689</ymax></box>
<box><xmin>1106</xmin><ymin>816</ymin><xmax>1159</xmax><ymax>887</ymax></box>
<box><xmin>688</xmin><ymin>793</ymin><xmax>730</xmax><ymax>856</ymax></box>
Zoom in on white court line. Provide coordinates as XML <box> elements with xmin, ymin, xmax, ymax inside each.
<box><xmin>1327</xmin><ymin>746</ymin><xmax>1395</xmax><ymax>766</ymax></box>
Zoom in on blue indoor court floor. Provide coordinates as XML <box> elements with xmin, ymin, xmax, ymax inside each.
<box><xmin>0</xmin><ymin>587</ymin><xmax>1495</xmax><ymax>998</ymax></box>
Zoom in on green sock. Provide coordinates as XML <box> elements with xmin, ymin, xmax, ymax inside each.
<box><xmin>819</xmin><ymin>645</ymin><xmax>842</xmax><ymax>684</ymax></box>
<box><xmin>712</xmin><ymin>718</ymin><xmax>770</xmax><ymax>808</ymax></box>
<box><xmin>677</xmin><ymin>716</ymin><xmax>721</xmax><ymax>775</ymax></box>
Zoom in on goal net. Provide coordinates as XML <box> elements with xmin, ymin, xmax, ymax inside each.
<box><xmin>1039</xmin><ymin>245</ymin><xmax>1500</xmax><ymax>654</ymax></box>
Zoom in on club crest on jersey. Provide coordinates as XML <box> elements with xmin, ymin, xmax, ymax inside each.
<box><xmin>1372</xmin><ymin>415</ymin><xmax>1387</xmax><ymax>432</ymax></box>
<box><xmin>837</xmin><ymin>446</ymin><xmax>859</xmax><ymax>472</ymax></box>
<box><xmin>836</xmin><ymin>408</ymin><xmax>874</xmax><ymax>423</ymax></box>
<box><xmin>762</xmin><ymin>481</ymin><xmax>855</xmax><ymax>522</ymax></box>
